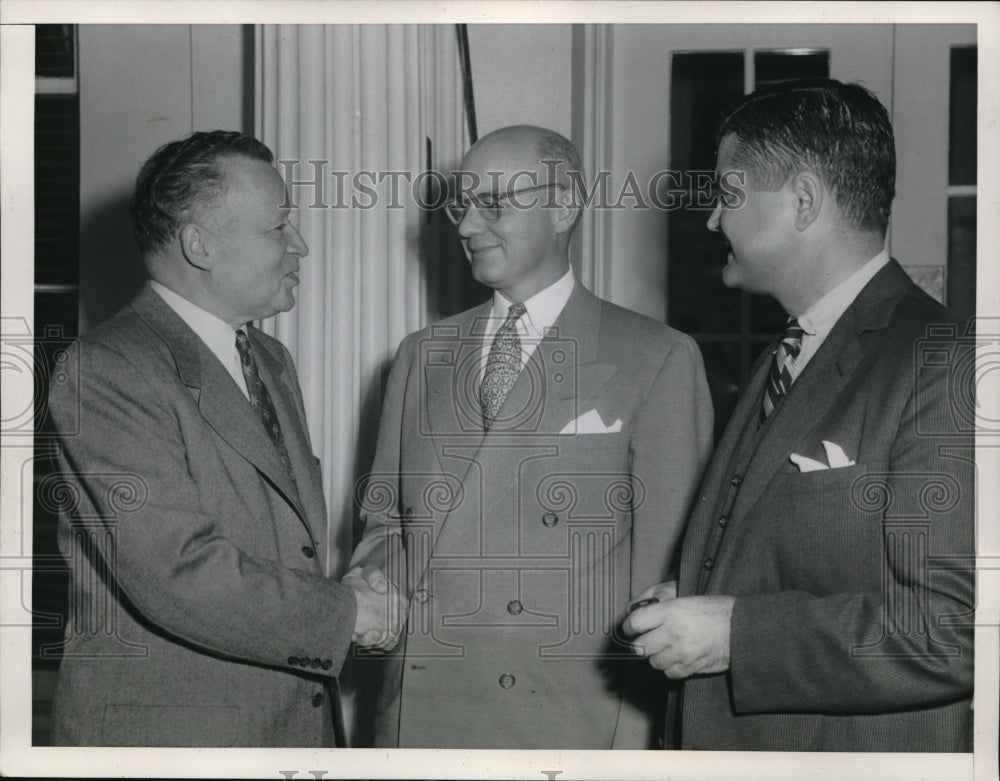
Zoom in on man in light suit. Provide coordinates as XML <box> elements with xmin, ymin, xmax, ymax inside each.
<box><xmin>624</xmin><ymin>80</ymin><xmax>975</xmax><ymax>751</ymax></box>
<box><xmin>47</xmin><ymin>130</ymin><xmax>402</xmax><ymax>746</ymax></box>
<box><xmin>350</xmin><ymin>125</ymin><xmax>714</xmax><ymax>748</ymax></box>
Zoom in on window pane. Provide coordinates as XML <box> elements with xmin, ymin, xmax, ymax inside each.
<box><xmin>754</xmin><ymin>49</ymin><xmax>830</xmax><ymax>88</ymax></box>
<box><xmin>668</xmin><ymin>52</ymin><xmax>744</xmax><ymax>335</ymax></box>
<box><xmin>35</xmin><ymin>95</ymin><xmax>80</xmax><ymax>286</ymax></box>
<box><xmin>35</xmin><ymin>24</ymin><xmax>75</xmax><ymax>78</ymax></box>
<box><xmin>947</xmin><ymin>196</ymin><xmax>976</xmax><ymax>329</ymax></box>
<box><xmin>34</xmin><ymin>291</ymin><xmax>79</xmax><ymax>388</ymax></box>
<box><xmin>698</xmin><ymin>341</ymin><xmax>743</xmax><ymax>443</ymax></box>
<box><xmin>949</xmin><ymin>47</ymin><xmax>977</xmax><ymax>187</ymax></box>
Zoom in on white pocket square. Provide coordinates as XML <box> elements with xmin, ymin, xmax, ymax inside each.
<box><xmin>559</xmin><ymin>409</ymin><xmax>622</xmax><ymax>435</ymax></box>
<box><xmin>790</xmin><ymin>440</ymin><xmax>856</xmax><ymax>472</ymax></box>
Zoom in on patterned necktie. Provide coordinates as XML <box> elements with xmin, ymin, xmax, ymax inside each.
<box><xmin>235</xmin><ymin>330</ymin><xmax>295</xmax><ymax>479</ymax></box>
<box><xmin>761</xmin><ymin>318</ymin><xmax>805</xmax><ymax>422</ymax></box>
<box><xmin>480</xmin><ymin>302</ymin><xmax>527</xmax><ymax>430</ymax></box>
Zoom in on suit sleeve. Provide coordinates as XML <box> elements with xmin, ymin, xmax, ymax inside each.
<box><xmin>629</xmin><ymin>333</ymin><xmax>715</xmax><ymax>593</ymax></box>
<box><xmin>728</xmin><ymin>341</ymin><xmax>975</xmax><ymax>713</ymax></box>
<box><xmin>613</xmin><ymin>331</ymin><xmax>714</xmax><ymax>749</ymax></box>
<box><xmin>49</xmin><ymin>338</ymin><xmax>357</xmax><ymax>677</ymax></box>
<box><xmin>348</xmin><ymin>334</ymin><xmax>414</xmax><ymax>593</ymax></box>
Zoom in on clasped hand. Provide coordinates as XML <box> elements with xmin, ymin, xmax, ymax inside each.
<box><xmin>343</xmin><ymin>564</ymin><xmax>406</xmax><ymax>651</ymax></box>
<box><xmin>622</xmin><ymin>581</ymin><xmax>735</xmax><ymax>679</ymax></box>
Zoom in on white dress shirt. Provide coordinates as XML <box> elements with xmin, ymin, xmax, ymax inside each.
<box><xmin>149</xmin><ymin>280</ymin><xmax>249</xmax><ymax>399</ymax></box>
<box><xmin>786</xmin><ymin>249</ymin><xmax>890</xmax><ymax>383</ymax></box>
<box><xmin>480</xmin><ymin>267</ymin><xmax>575</xmax><ymax>381</ymax></box>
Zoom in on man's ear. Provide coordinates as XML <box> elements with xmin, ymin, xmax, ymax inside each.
<box><xmin>179</xmin><ymin>223</ymin><xmax>212</xmax><ymax>271</ymax></box>
<box><xmin>553</xmin><ymin>187</ymin><xmax>581</xmax><ymax>235</ymax></box>
<box><xmin>790</xmin><ymin>171</ymin><xmax>823</xmax><ymax>231</ymax></box>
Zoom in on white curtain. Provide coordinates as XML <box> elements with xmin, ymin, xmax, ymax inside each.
<box><xmin>255</xmin><ymin>24</ymin><xmax>467</xmax><ymax>580</ymax></box>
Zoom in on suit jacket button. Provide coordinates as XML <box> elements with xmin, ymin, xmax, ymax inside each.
<box><xmin>301</xmin><ymin>545</ymin><xmax>316</xmax><ymax>559</ymax></box>
<box><xmin>541</xmin><ymin>512</ymin><xmax>558</xmax><ymax>527</ymax></box>
<box><xmin>498</xmin><ymin>673</ymin><xmax>515</xmax><ymax>689</ymax></box>
<box><xmin>704</xmin><ymin>558</ymin><xmax>715</xmax><ymax>570</ymax></box>
<box><xmin>288</xmin><ymin>656</ymin><xmax>299</xmax><ymax>666</ymax></box>
<box><xmin>321</xmin><ymin>659</ymin><xmax>333</xmax><ymax>671</ymax></box>
<box><xmin>731</xmin><ymin>474</ymin><xmax>742</xmax><ymax>487</ymax></box>
<box><xmin>507</xmin><ymin>600</ymin><xmax>523</xmax><ymax>615</ymax></box>
<box><xmin>311</xmin><ymin>692</ymin><xmax>324</xmax><ymax>708</ymax></box>
<box><xmin>717</xmin><ymin>515</ymin><xmax>729</xmax><ymax>527</ymax></box>
<box><xmin>311</xmin><ymin>658</ymin><xmax>322</xmax><ymax>669</ymax></box>
<box><xmin>413</xmin><ymin>588</ymin><xmax>430</xmax><ymax>604</ymax></box>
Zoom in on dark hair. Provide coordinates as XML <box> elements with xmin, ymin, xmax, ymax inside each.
<box><xmin>130</xmin><ymin>130</ymin><xmax>273</xmax><ymax>256</ymax></box>
<box><xmin>718</xmin><ymin>78</ymin><xmax>895</xmax><ymax>235</ymax></box>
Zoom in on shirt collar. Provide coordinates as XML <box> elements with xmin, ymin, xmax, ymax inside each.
<box><xmin>149</xmin><ymin>280</ymin><xmax>243</xmax><ymax>367</ymax></box>
<box><xmin>796</xmin><ymin>250</ymin><xmax>890</xmax><ymax>337</ymax></box>
<box><xmin>490</xmin><ymin>267</ymin><xmax>575</xmax><ymax>338</ymax></box>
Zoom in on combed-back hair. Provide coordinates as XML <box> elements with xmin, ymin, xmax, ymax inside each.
<box><xmin>130</xmin><ymin>130</ymin><xmax>273</xmax><ymax>256</ymax></box>
<box><xmin>718</xmin><ymin>78</ymin><xmax>895</xmax><ymax>235</ymax></box>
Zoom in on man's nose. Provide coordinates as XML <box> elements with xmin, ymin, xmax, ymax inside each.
<box><xmin>706</xmin><ymin>202</ymin><xmax>722</xmax><ymax>233</ymax></box>
<box><xmin>456</xmin><ymin>205</ymin><xmax>485</xmax><ymax>238</ymax></box>
<box><xmin>286</xmin><ymin>222</ymin><xmax>309</xmax><ymax>258</ymax></box>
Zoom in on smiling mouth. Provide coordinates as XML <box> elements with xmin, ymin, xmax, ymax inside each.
<box><xmin>467</xmin><ymin>242</ymin><xmax>499</xmax><ymax>253</ymax></box>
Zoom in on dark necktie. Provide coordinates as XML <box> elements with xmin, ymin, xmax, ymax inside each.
<box><xmin>480</xmin><ymin>302</ymin><xmax>527</xmax><ymax>430</ymax></box>
<box><xmin>761</xmin><ymin>318</ymin><xmax>805</xmax><ymax>422</ymax></box>
<box><xmin>235</xmin><ymin>329</ymin><xmax>295</xmax><ymax>479</ymax></box>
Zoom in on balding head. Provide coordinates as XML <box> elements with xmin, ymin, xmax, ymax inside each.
<box><xmin>461</xmin><ymin>125</ymin><xmax>583</xmax><ymax>193</ymax></box>
<box><xmin>448</xmin><ymin>125</ymin><xmax>582</xmax><ymax>302</ymax></box>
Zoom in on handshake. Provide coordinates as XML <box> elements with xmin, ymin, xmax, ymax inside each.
<box><xmin>343</xmin><ymin>564</ymin><xmax>407</xmax><ymax>651</ymax></box>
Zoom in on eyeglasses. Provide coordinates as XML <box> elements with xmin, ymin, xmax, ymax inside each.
<box><xmin>443</xmin><ymin>183</ymin><xmax>563</xmax><ymax>225</ymax></box>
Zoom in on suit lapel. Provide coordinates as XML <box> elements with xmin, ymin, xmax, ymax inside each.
<box><xmin>423</xmin><ymin>302</ymin><xmax>492</xmax><ymax>484</ymax></box>
<box><xmin>710</xmin><ymin>260</ymin><xmax>915</xmax><ymax>535</ymax></box>
<box><xmin>131</xmin><ymin>286</ymin><xmax>309</xmax><ymax>524</ymax></box>
<box><xmin>488</xmin><ymin>284</ymin><xmax>614</xmax><ymax>437</ymax></box>
<box><xmin>730</xmin><ymin>323</ymin><xmax>863</xmax><ymax>518</ymax></box>
<box><xmin>418</xmin><ymin>284</ymin><xmax>618</xmax><ymax>582</ymax></box>
<box><xmin>250</xmin><ymin>331</ymin><xmax>320</xmax><ymax>528</ymax></box>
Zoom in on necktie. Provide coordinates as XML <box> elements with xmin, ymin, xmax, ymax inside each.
<box><xmin>761</xmin><ymin>318</ymin><xmax>805</xmax><ymax>422</ymax></box>
<box><xmin>235</xmin><ymin>329</ymin><xmax>295</xmax><ymax>479</ymax></box>
<box><xmin>480</xmin><ymin>302</ymin><xmax>527</xmax><ymax>430</ymax></box>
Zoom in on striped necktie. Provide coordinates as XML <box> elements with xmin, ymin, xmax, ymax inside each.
<box><xmin>761</xmin><ymin>318</ymin><xmax>805</xmax><ymax>422</ymax></box>
<box><xmin>480</xmin><ymin>302</ymin><xmax>527</xmax><ymax>430</ymax></box>
<box><xmin>235</xmin><ymin>329</ymin><xmax>295</xmax><ymax>480</ymax></box>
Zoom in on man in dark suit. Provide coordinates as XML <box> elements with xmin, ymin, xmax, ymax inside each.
<box><xmin>624</xmin><ymin>79</ymin><xmax>975</xmax><ymax>752</ymax></box>
<box><xmin>47</xmin><ymin>130</ymin><xmax>402</xmax><ymax>746</ymax></box>
<box><xmin>349</xmin><ymin>125</ymin><xmax>714</xmax><ymax>748</ymax></box>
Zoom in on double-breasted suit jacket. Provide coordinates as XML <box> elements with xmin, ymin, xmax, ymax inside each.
<box><xmin>351</xmin><ymin>283</ymin><xmax>714</xmax><ymax>748</ymax></box>
<box><xmin>47</xmin><ymin>284</ymin><xmax>357</xmax><ymax>746</ymax></box>
<box><xmin>676</xmin><ymin>260</ymin><xmax>975</xmax><ymax>751</ymax></box>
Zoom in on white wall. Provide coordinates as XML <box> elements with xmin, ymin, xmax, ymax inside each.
<box><xmin>78</xmin><ymin>24</ymin><xmax>248</xmax><ymax>332</ymax></box>
<box><xmin>466</xmin><ymin>24</ymin><xmax>573</xmax><ymax>139</ymax></box>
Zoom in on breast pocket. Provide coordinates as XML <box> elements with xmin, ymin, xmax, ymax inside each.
<box><xmin>767</xmin><ymin>463</ymin><xmax>884</xmax><ymax>593</ymax></box>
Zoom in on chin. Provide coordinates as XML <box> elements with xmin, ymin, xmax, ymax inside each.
<box><xmin>720</xmin><ymin>263</ymin><xmax>741</xmax><ymax>290</ymax></box>
<box><xmin>469</xmin><ymin>262</ymin><xmax>504</xmax><ymax>289</ymax></box>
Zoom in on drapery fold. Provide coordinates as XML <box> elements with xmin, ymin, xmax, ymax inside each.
<box><xmin>256</xmin><ymin>24</ymin><xmax>467</xmax><ymax>578</ymax></box>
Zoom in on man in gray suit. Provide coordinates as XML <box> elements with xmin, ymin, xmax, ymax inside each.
<box><xmin>624</xmin><ymin>80</ymin><xmax>974</xmax><ymax>751</ymax></box>
<box><xmin>350</xmin><ymin>125</ymin><xmax>714</xmax><ymax>748</ymax></box>
<box><xmin>47</xmin><ymin>130</ymin><xmax>402</xmax><ymax>746</ymax></box>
